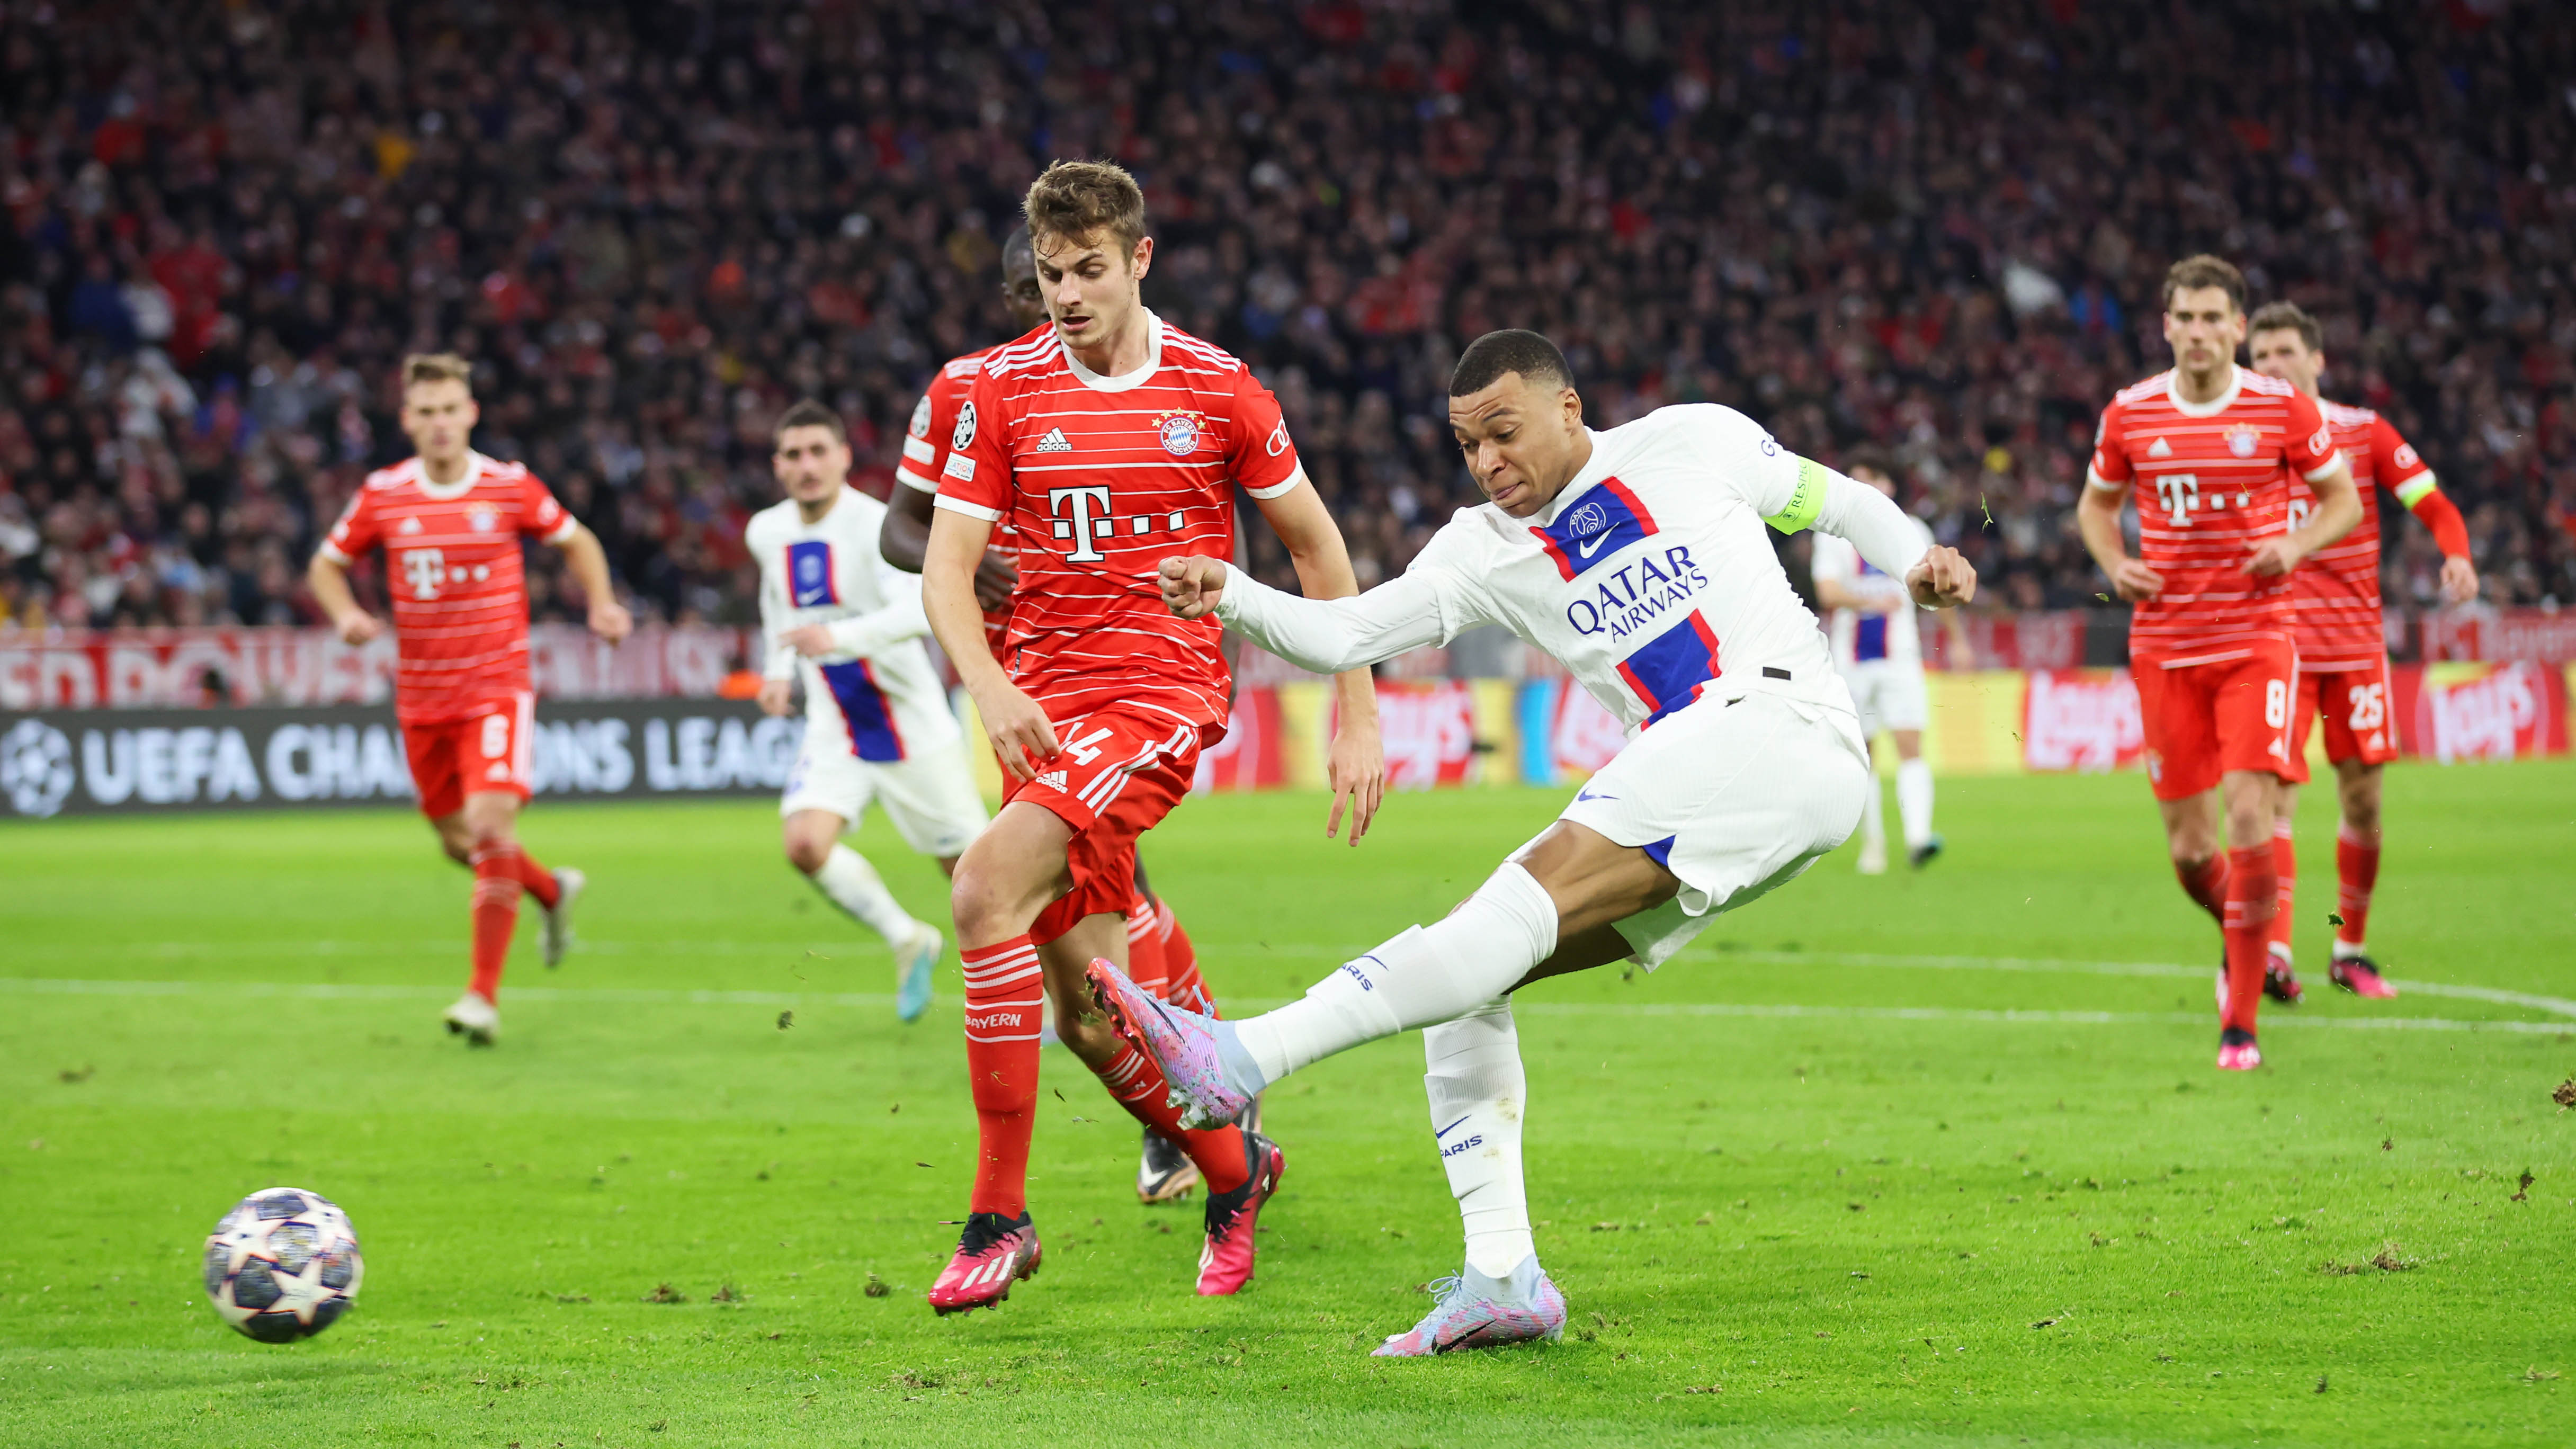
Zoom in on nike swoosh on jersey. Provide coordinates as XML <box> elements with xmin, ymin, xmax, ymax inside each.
<box><xmin>1575</xmin><ymin>787</ymin><xmax>1616</xmax><ymax>802</ymax></box>
<box><xmin>1576</xmin><ymin>533</ymin><xmax>1611</xmax><ymax>558</ymax></box>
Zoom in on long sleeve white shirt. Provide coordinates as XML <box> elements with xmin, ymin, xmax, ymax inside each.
<box><xmin>1212</xmin><ymin>404</ymin><xmax>1935</xmax><ymax>731</ymax></box>
<box><xmin>745</xmin><ymin>487</ymin><xmax>958</xmax><ymax>761</ymax></box>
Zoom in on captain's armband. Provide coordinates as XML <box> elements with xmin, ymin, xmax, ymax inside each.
<box><xmin>1764</xmin><ymin>457</ymin><xmax>1829</xmax><ymax>534</ymax></box>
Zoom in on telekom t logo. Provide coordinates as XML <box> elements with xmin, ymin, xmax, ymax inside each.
<box><xmin>1048</xmin><ymin>486</ymin><xmax>1114</xmax><ymax>562</ymax></box>
<box><xmin>401</xmin><ymin>548</ymin><xmax>446</xmax><ymax>600</ymax></box>
<box><xmin>2153</xmin><ymin>473</ymin><xmax>2199</xmax><ymax>526</ymax></box>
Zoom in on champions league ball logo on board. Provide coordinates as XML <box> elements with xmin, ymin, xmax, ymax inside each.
<box><xmin>0</xmin><ymin>718</ymin><xmax>75</xmax><ymax>817</ymax></box>
<box><xmin>1155</xmin><ymin>410</ymin><xmax>1204</xmax><ymax>457</ymax></box>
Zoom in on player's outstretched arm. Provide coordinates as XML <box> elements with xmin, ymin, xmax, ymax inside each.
<box><xmin>1250</xmin><ymin>477</ymin><xmax>1388</xmax><ymax>843</ymax></box>
<box><xmin>1160</xmin><ymin>557</ymin><xmax>1447</xmax><ymax>674</ymax></box>
<box><xmin>925</xmin><ymin>505</ymin><xmax>1057</xmax><ymax>780</ymax></box>
<box><xmin>551</xmin><ymin>522</ymin><xmax>633</xmax><ymax>644</ymax></box>
<box><xmin>305</xmin><ymin>550</ymin><xmax>381</xmax><ymax>645</ymax></box>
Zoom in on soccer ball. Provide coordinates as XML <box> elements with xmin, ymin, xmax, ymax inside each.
<box><xmin>202</xmin><ymin>1187</ymin><xmax>363</xmax><ymax>1343</ymax></box>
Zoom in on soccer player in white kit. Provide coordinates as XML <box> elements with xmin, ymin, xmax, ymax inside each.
<box><xmin>749</xmin><ymin>401</ymin><xmax>989</xmax><ymax>1022</ymax></box>
<box><xmin>1807</xmin><ymin>448</ymin><xmax>1974</xmax><ymax>874</ymax></box>
<box><xmin>1086</xmin><ymin>331</ymin><xmax>1976</xmax><ymax>1353</ymax></box>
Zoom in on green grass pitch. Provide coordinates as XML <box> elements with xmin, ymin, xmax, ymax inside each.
<box><xmin>3</xmin><ymin>763</ymin><xmax>2572</xmax><ymax>1446</ymax></box>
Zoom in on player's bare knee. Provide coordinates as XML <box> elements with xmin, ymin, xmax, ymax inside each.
<box><xmin>783</xmin><ymin>835</ymin><xmax>831</xmax><ymax>875</ymax></box>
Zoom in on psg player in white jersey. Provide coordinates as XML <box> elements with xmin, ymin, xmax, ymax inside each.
<box><xmin>1088</xmin><ymin>330</ymin><xmax>1976</xmax><ymax>1353</ymax></box>
<box><xmin>748</xmin><ymin>401</ymin><xmax>987</xmax><ymax>1023</ymax></box>
<box><xmin>1808</xmin><ymin>446</ymin><xmax>1974</xmax><ymax>874</ymax></box>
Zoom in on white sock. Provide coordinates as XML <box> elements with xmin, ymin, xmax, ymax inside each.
<box><xmin>2332</xmin><ymin>938</ymin><xmax>2368</xmax><ymax>961</ymax></box>
<box><xmin>1423</xmin><ymin>999</ymin><xmax>1534</xmax><ymax>1277</ymax></box>
<box><xmin>1895</xmin><ymin>758</ymin><xmax>1934</xmax><ymax>849</ymax></box>
<box><xmin>1234</xmin><ymin>863</ymin><xmax>1560</xmax><ymax>1085</ymax></box>
<box><xmin>809</xmin><ymin>844</ymin><xmax>919</xmax><ymax>949</ymax></box>
<box><xmin>1857</xmin><ymin>776</ymin><xmax>1886</xmax><ymax>853</ymax></box>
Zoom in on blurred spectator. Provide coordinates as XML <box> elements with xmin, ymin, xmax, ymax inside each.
<box><xmin>2</xmin><ymin>0</ymin><xmax>2569</xmax><ymax>635</ymax></box>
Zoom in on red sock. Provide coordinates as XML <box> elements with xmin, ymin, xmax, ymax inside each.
<box><xmin>1124</xmin><ymin>896</ymin><xmax>1169</xmax><ymax>1000</ymax></box>
<box><xmin>960</xmin><ymin>937</ymin><xmax>1044</xmax><ymax>1219</ymax></box>
<box><xmin>467</xmin><ymin>847</ymin><xmax>524</xmax><ymax>1003</ymax></box>
<box><xmin>2175</xmin><ymin>853</ymin><xmax>2231</xmax><ymax>925</ymax></box>
<box><xmin>2220</xmin><ymin>845</ymin><xmax>2277</xmax><ymax>1034</ymax></box>
<box><xmin>2336</xmin><ymin>826</ymin><xmax>2381</xmax><ymax>948</ymax></box>
<box><xmin>1094</xmin><ymin>1042</ymin><xmax>1250</xmax><ymax>1194</ymax></box>
<box><xmin>1158</xmin><ymin>902</ymin><xmax>1218</xmax><ymax>1017</ymax></box>
<box><xmin>2265</xmin><ymin>822</ymin><xmax>2297</xmax><ymax>960</ymax></box>
<box><xmin>509</xmin><ymin>848</ymin><xmax>560</xmax><ymax>910</ymax></box>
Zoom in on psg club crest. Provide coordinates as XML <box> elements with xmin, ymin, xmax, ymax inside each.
<box><xmin>1565</xmin><ymin>499</ymin><xmax>1612</xmax><ymax>540</ymax></box>
<box><xmin>2224</xmin><ymin>425</ymin><xmax>2259</xmax><ymax>459</ymax></box>
<box><xmin>1154</xmin><ymin>410</ymin><xmax>1205</xmax><ymax>457</ymax></box>
<box><xmin>467</xmin><ymin>503</ymin><xmax>498</xmax><ymax>532</ymax></box>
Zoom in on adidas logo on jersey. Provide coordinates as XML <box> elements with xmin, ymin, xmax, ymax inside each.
<box><xmin>2146</xmin><ymin>436</ymin><xmax>2173</xmax><ymax>459</ymax></box>
<box><xmin>399</xmin><ymin>516</ymin><xmax>425</xmax><ymax>534</ymax></box>
<box><xmin>1034</xmin><ymin>770</ymin><xmax>1069</xmax><ymax>791</ymax></box>
<box><xmin>1035</xmin><ymin>427</ymin><xmax>1072</xmax><ymax>453</ymax></box>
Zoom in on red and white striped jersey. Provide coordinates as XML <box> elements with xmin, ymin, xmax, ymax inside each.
<box><xmin>933</xmin><ymin>312</ymin><xmax>1303</xmax><ymax>735</ymax></box>
<box><xmin>2285</xmin><ymin>402</ymin><xmax>2434</xmax><ymax>670</ymax></box>
<box><xmin>2086</xmin><ymin>366</ymin><xmax>2338</xmax><ymax>666</ymax></box>
<box><xmin>900</xmin><ymin>346</ymin><xmax>1016</xmax><ymax>655</ymax></box>
<box><xmin>320</xmin><ymin>452</ymin><xmax>576</xmax><ymax>724</ymax></box>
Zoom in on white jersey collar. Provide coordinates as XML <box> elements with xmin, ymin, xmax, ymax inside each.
<box><xmin>2166</xmin><ymin>365</ymin><xmax>2244</xmax><ymax>419</ymax></box>
<box><xmin>413</xmin><ymin>451</ymin><xmax>490</xmax><ymax>499</ymax></box>
<box><xmin>1062</xmin><ymin>311</ymin><xmax>1163</xmax><ymax>393</ymax></box>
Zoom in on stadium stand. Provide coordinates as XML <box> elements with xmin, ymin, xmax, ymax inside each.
<box><xmin>2</xmin><ymin>0</ymin><xmax>2569</xmax><ymax>635</ymax></box>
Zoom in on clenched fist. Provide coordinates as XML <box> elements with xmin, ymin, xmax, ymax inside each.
<box><xmin>1158</xmin><ymin>556</ymin><xmax>1231</xmax><ymax>620</ymax></box>
<box><xmin>1905</xmin><ymin>546</ymin><xmax>1979</xmax><ymax>609</ymax></box>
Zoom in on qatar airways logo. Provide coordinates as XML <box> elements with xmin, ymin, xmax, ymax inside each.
<box><xmin>1564</xmin><ymin>545</ymin><xmax>1709</xmax><ymax>641</ymax></box>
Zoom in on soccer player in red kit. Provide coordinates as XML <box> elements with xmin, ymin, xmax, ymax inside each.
<box><xmin>307</xmin><ymin>353</ymin><xmax>633</xmax><ymax>1045</ymax></box>
<box><xmin>2247</xmin><ymin>301</ymin><xmax>2479</xmax><ymax>998</ymax></box>
<box><xmin>2076</xmin><ymin>257</ymin><xmax>2360</xmax><ymax>1071</ymax></box>
<box><xmin>919</xmin><ymin>160</ymin><xmax>1385</xmax><ymax>1311</ymax></box>
<box><xmin>879</xmin><ymin>226</ymin><xmax>1237</xmax><ymax>1205</ymax></box>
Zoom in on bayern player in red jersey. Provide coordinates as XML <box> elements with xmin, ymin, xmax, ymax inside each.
<box><xmin>2076</xmin><ymin>257</ymin><xmax>2360</xmax><ymax>1071</ymax></box>
<box><xmin>880</xmin><ymin>227</ymin><xmax>1238</xmax><ymax>1206</ymax></box>
<box><xmin>2247</xmin><ymin>300</ymin><xmax>2479</xmax><ymax>999</ymax></box>
<box><xmin>918</xmin><ymin>160</ymin><xmax>1385</xmax><ymax>1312</ymax></box>
<box><xmin>306</xmin><ymin>353</ymin><xmax>633</xmax><ymax>1045</ymax></box>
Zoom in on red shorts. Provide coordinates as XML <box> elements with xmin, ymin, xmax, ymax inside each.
<box><xmin>2283</xmin><ymin>657</ymin><xmax>2402</xmax><ymax>782</ymax></box>
<box><xmin>2133</xmin><ymin>637</ymin><xmax>2297</xmax><ymax>802</ymax></box>
<box><xmin>404</xmin><ymin>693</ymin><xmax>534</xmax><ymax>818</ymax></box>
<box><xmin>1004</xmin><ymin>705</ymin><xmax>1205</xmax><ymax>944</ymax></box>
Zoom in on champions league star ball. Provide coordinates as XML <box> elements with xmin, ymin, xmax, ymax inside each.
<box><xmin>202</xmin><ymin>1188</ymin><xmax>363</xmax><ymax>1343</ymax></box>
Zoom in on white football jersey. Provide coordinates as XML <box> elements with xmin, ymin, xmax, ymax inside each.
<box><xmin>1811</xmin><ymin>520</ymin><xmax>1932</xmax><ymax>670</ymax></box>
<box><xmin>746</xmin><ymin>487</ymin><xmax>958</xmax><ymax>762</ymax></box>
<box><xmin>1215</xmin><ymin>404</ymin><xmax>1935</xmax><ymax>732</ymax></box>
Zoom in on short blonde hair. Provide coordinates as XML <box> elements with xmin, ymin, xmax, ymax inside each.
<box><xmin>1024</xmin><ymin>160</ymin><xmax>1147</xmax><ymax>255</ymax></box>
<box><xmin>401</xmin><ymin>352</ymin><xmax>473</xmax><ymax>393</ymax></box>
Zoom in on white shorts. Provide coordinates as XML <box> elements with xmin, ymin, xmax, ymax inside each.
<box><xmin>1554</xmin><ymin>687</ymin><xmax>1871</xmax><ymax>971</ymax></box>
<box><xmin>782</xmin><ymin>737</ymin><xmax>987</xmax><ymax>860</ymax></box>
<box><xmin>1841</xmin><ymin>659</ymin><xmax>1928</xmax><ymax>735</ymax></box>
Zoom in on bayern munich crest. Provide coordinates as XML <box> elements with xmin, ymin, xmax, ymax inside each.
<box><xmin>1155</xmin><ymin>410</ymin><xmax>1204</xmax><ymax>457</ymax></box>
<box><xmin>2225</xmin><ymin>425</ymin><xmax>2259</xmax><ymax>458</ymax></box>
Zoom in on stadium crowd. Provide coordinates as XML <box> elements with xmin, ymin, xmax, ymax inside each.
<box><xmin>3</xmin><ymin>0</ymin><xmax>2571</xmax><ymax>634</ymax></box>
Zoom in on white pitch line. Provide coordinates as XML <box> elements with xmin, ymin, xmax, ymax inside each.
<box><xmin>0</xmin><ymin>977</ymin><xmax>2566</xmax><ymax>1035</ymax></box>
